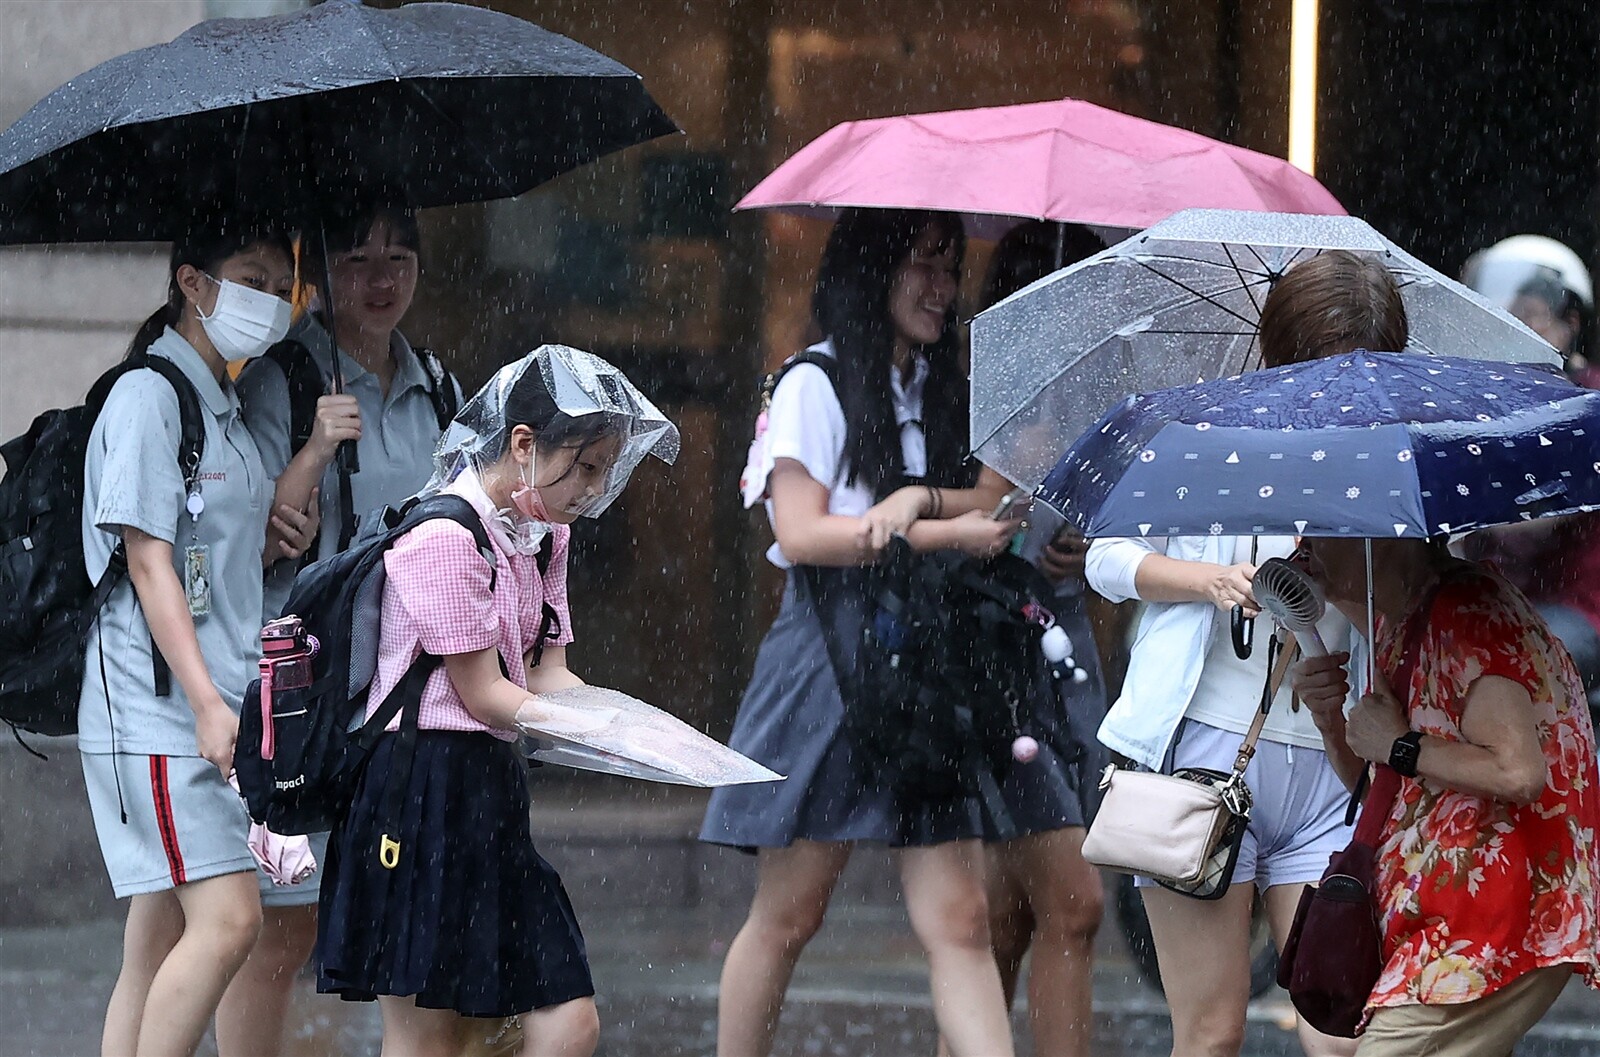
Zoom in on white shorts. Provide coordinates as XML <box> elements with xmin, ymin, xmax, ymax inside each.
<box><xmin>1135</xmin><ymin>718</ymin><xmax>1351</xmax><ymax>891</ymax></box>
<box><xmin>81</xmin><ymin>752</ymin><xmax>255</xmax><ymax>898</ymax></box>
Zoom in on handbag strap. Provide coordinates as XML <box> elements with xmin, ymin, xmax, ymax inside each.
<box><xmin>1350</xmin><ymin>572</ymin><xmax>1450</xmax><ymax>846</ymax></box>
<box><xmin>1230</xmin><ymin>631</ymin><xmax>1301</xmax><ymax>776</ymax></box>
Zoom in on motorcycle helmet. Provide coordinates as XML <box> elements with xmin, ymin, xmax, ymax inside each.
<box><xmin>1462</xmin><ymin>234</ymin><xmax>1592</xmax><ymax>359</ymax></box>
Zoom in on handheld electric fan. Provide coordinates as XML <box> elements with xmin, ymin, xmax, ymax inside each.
<box><xmin>1251</xmin><ymin>558</ymin><xmax>1329</xmax><ymax>657</ymax></box>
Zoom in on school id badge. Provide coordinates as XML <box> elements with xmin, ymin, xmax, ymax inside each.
<box><xmin>184</xmin><ymin>543</ymin><xmax>212</xmax><ymax>618</ymax></box>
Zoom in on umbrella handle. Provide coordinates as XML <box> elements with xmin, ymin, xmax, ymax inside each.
<box><xmin>314</xmin><ymin>219</ymin><xmax>360</xmax><ymax>477</ymax></box>
<box><xmin>336</xmin><ymin>438</ymin><xmax>359</xmax><ymax>474</ymax></box>
<box><xmin>1230</xmin><ymin>604</ymin><xmax>1254</xmax><ymax>660</ymax></box>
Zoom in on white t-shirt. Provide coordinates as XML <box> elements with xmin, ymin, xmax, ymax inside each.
<box><xmin>742</xmin><ymin>341</ymin><xmax>928</xmax><ymax>568</ymax></box>
<box><xmin>1184</xmin><ymin>536</ymin><xmax>1349</xmax><ymax>748</ymax></box>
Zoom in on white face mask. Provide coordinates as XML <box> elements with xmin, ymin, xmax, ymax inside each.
<box><xmin>197</xmin><ymin>276</ymin><xmax>292</xmax><ymax>361</ymax></box>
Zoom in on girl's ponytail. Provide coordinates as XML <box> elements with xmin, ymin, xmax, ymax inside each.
<box><xmin>125</xmin><ymin>297</ymin><xmax>180</xmax><ymax>360</ymax></box>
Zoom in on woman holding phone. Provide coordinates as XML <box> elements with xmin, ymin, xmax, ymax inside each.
<box><xmin>702</xmin><ymin>208</ymin><xmax>1016</xmax><ymax>1057</ymax></box>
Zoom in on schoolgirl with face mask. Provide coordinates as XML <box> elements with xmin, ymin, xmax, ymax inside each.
<box><xmin>314</xmin><ymin>347</ymin><xmax>677</xmax><ymax>1057</ymax></box>
<box><xmin>78</xmin><ymin>221</ymin><xmax>317</xmax><ymax>1057</ymax></box>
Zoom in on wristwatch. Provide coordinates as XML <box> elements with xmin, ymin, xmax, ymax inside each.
<box><xmin>1389</xmin><ymin>731</ymin><xmax>1424</xmax><ymax>778</ymax></box>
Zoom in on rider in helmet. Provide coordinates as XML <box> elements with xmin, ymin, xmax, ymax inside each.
<box><xmin>1462</xmin><ymin>234</ymin><xmax>1594</xmax><ymax>374</ymax></box>
<box><xmin>1462</xmin><ymin>234</ymin><xmax>1600</xmax><ymax>707</ymax></box>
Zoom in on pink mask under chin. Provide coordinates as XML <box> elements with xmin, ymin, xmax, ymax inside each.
<box><xmin>510</xmin><ymin>479</ymin><xmax>550</xmax><ymax>522</ymax></box>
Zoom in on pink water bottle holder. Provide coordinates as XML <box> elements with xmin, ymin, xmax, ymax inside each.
<box><xmin>257</xmin><ymin>616</ymin><xmax>320</xmax><ymax>763</ymax></box>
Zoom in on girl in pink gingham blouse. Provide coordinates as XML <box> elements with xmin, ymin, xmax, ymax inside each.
<box><xmin>317</xmin><ymin>349</ymin><xmax>674</xmax><ymax>1056</ymax></box>
<box><xmin>368</xmin><ymin>471</ymin><xmax>574</xmax><ymax>739</ymax></box>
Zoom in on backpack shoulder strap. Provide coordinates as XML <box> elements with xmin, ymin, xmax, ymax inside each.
<box><xmin>413</xmin><ymin>347</ymin><xmax>459</xmax><ymax>431</ymax></box>
<box><xmin>350</xmin><ymin>495</ymin><xmax>499</xmax><ymax>723</ymax></box>
<box><xmin>264</xmin><ymin>339</ymin><xmax>360</xmax><ymax>563</ymax></box>
<box><xmin>762</xmin><ymin>350</ymin><xmax>907</xmax><ymax>496</ymax></box>
<box><xmin>263</xmin><ymin>339</ymin><xmax>324</xmax><ymax>455</ymax></box>
<box><xmin>529</xmin><ymin>531</ymin><xmax>562</xmax><ymax>668</ymax></box>
<box><xmin>136</xmin><ymin>356</ymin><xmax>205</xmax><ymax>491</ymax></box>
<box><xmin>351</xmin><ymin>495</ymin><xmax>505</xmax><ymax>749</ymax></box>
<box><xmin>352</xmin><ymin>651</ymin><xmax>442</xmax><ymax>751</ymax></box>
<box><xmin>90</xmin><ymin>354</ymin><xmax>206</xmax><ymax>697</ymax></box>
<box><xmin>394</xmin><ymin>493</ymin><xmax>498</xmax><ymax>591</ymax></box>
<box><xmin>764</xmin><ymin>349</ymin><xmax>840</xmax><ymax>406</ymax></box>
<box><xmin>87</xmin><ymin>354</ymin><xmax>206</xmax><ymax>491</ymax></box>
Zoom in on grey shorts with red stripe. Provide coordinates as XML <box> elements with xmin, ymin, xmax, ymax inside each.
<box><xmin>80</xmin><ymin>751</ymin><xmax>255</xmax><ymax>898</ymax></box>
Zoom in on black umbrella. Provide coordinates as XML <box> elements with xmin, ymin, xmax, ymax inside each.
<box><xmin>0</xmin><ymin>0</ymin><xmax>677</xmax><ymax>495</ymax></box>
<box><xmin>0</xmin><ymin>0</ymin><xmax>679</xmax><ymax>243</ymax></box>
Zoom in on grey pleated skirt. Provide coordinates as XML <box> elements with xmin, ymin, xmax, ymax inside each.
<box><xmin>699</xmin><ymin>572</ymin><xmax>989</xmax><ymax>851</ymax></box>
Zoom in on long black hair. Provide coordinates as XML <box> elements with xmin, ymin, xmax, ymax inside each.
<box><xmin>126</xmin><ymin>221</ymin><xmax>295</xmax><ymax>360</ymax></box>
<box><xmin>981</xmin><ymin>220</ymin><xmax>1104</xmax><ymax>309</ymax></box>
<box><xmin>812</xmin><ymin>208</ymin><xmax>969</xmax><ymax>495</ymax></box>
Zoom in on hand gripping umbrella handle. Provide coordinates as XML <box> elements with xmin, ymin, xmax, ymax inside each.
<box><xmin>313</xmin><ymin>217</ymin><xmax>359</xmax><ymax>478</ymax></box>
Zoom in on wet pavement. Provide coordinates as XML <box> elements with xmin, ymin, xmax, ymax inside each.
<box><xmin>8</xmin><ymin>898</ymin><xmax>1600</xmax><ymax>1056</ymax></box>
<box><xmin>5</xmin><ymin>769</ymin><xmax>1600</xmax><ymax>1055</ymax></box>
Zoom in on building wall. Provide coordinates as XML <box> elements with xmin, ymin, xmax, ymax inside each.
<box><xmin>0</xmin><ymin>0</ymin><xmax>203</xmax><ymax>923</ymax></box>
<box><xmin>0</xmin><ymin>0</ymin><xmax>304</xmax><ymax>443</ymax></box>
<box><xmin>1317</xmin><ymin>0</ymin><xmax>1600</xmax><ymax>278</ymax></box>
<box><xmin>0</xmin><ymin>1</ymin><xmax>207</xmax><ymax>442</ymax></box>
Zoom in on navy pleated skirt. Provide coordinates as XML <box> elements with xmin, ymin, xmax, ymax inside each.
<box><xmin>317</xmin><ymin>731</ymin><xmax>593</xmax><ymax>1018</ymax></box>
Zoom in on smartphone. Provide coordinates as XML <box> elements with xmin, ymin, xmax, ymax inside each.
<box><xmin>989</xmin><ymin>487</ymin><xmax>1030</xmax><ymax>521</ymax></box>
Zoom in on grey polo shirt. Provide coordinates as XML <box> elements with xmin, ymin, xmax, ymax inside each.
<box><xmin>77</xmin><ymin>328</ymin><xmax>270</xmax><ymax>756</ymax></box>
<box><xmin>237</xmin><ymin>317</ymin><xmax>457</xmax><ymax>621</ymax></box>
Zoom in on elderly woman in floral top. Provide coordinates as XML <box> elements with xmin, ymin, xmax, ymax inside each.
<box><xmin>1293</xmin><ymin>536</ymin><xmax>1600</xmax><ymax>1057</ymax></box>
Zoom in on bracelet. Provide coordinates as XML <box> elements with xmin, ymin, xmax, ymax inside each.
<box><xmin>924</xmin><ymin>485</ymin><xmax>942</xmax><ymax>519</ymax></box>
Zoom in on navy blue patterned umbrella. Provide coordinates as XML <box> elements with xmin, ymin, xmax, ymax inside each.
<box><xmin>1041</xmin><ymin>352</ymin><xmax>1600</xmax><ymax>540</ymax></box>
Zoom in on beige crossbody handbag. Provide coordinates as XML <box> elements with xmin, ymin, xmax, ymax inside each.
<box><xmin>1082</xmin><ymin>636</ymin><xmax>1299</xmax><ymax>900</ymax></box>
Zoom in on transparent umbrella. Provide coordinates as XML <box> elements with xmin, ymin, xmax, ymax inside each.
<box><xmin>970</xmin><ymin>208</ymin><xmax>1563</xmax><ymax>491</ymax></box>
<box><xmin>518</xmin><ymin>686</ymin><xmax>784</xmax><ymax>788</ymax></box>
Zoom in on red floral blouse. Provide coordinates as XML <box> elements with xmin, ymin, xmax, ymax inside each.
<box><xmin>1369</xmin><ymin>563</ymin><xmax>1600</xmax><ymax>1012</ymax></box>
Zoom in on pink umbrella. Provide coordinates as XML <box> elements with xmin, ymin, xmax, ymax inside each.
<box><xmin>737</xmin><ymin>97</ymin><xmax>1344</xmax><ymax>238</ymax></box>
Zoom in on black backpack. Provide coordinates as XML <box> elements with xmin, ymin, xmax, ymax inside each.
<box><xmin>235</xmin><ymin>494</ymin><xmax>559</xmax><ymax>839</ymax></box>
<box><xmin>262</xmin><ymin>337</ymin><xmax>459</xmax><ymax>556</ymax></box>
<box><xmin>806</xmin><ymin>539</ymin><xmax>1057</xmax><ymax>811</ymax></box>
<box><xmin>856</xmin><ymin>539</ymin><xmax>1057</xmax><ymax>801</ymax></box>
<box><xmin>0</xmin><ymin>356</ymin><xmax>204</xmax><ymax>739</ymax></box>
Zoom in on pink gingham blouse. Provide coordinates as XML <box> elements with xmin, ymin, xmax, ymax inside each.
<box><xmin>367</xmin><ymin>476</ymin><xmax>573</xmax><ymax>740</ymax></box>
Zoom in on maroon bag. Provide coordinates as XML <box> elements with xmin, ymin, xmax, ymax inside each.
<box><xmin>1276</xmin><ymin>584</ymin><xmax>1440</xmax><ymax>1037</ymax></box>
<box><xmin>1275</xmin><ymin>766</ymin><xmax>1398</xmax><ymax>1036</ymax></box>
